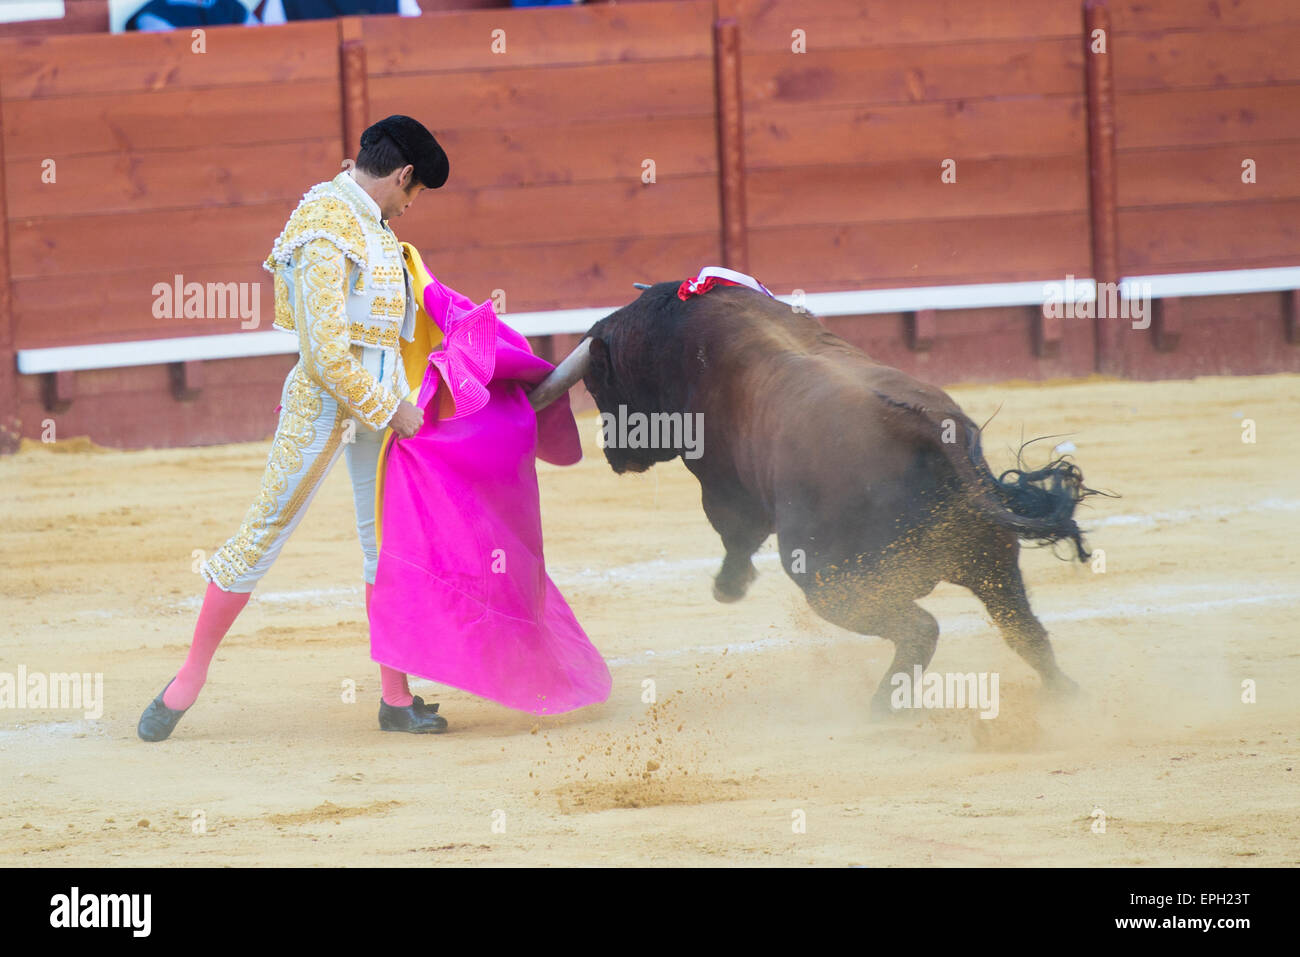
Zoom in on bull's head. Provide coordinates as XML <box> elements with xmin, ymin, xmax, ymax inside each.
<box><xmin>529</xmin><ymin>282</ymin><xmax>693</xmax><ymax>473</ymax></box>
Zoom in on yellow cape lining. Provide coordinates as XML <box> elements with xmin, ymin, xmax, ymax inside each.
<box><xmin>373</xmin><ymin>243</ymin><xmax>447</xmax><ymax>550</ymax></box>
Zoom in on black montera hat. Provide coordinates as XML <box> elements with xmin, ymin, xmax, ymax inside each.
<box><xmin>361</xmin><ymin>115</ymin><xmax>449</xmax><ymax>189</ymax></box>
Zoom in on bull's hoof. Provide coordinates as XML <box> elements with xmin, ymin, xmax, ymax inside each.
<box><xmin>1042</xmin><ymin>671</ymin><xmax>1080</xmax><ymax>698</ymax></box>
<box><xmin>712</xmin><ymin>582</ymin><xmax>746</xmax><ymax>603</ymax></box>
<box><xmin>869</xmin><ymin>692</ymin><xmax>902</xmax><ymax>722</ymax></box>
<box><xmin>712</xmin><ymin>562</ymin><xmax>757</xmax><ymax>603</ymax></box>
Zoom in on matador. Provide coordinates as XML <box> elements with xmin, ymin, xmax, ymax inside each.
<box><xmin>138</xmin><ymin>115</ymin><xmax>451</xmax><ymax>740</ymax></box>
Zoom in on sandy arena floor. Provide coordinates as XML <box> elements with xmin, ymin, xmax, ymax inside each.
<box><xmin>1</xmin><ymin>373</ymin><xmax>1297</xmax><ymax>866</ymax></box>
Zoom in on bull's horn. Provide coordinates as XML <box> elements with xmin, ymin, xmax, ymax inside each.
<box><xmin>632</xmin><ymin>282</ymin><xmax>652</xmax><ymax>290</ymax></box>
<box><xmin>528</xmin><ymin>337</ymin><xmax>593</xmax><ymax>411</ymax></box>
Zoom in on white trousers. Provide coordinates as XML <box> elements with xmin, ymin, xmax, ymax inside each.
<box><xmin>201</xmin><ymin>345</ymin><xmax>405</xmax><ymax>593</ymax></box>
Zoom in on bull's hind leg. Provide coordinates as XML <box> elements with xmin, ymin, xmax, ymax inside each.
<box><xmin>702</xmin><ymin>488</ymin><xmax>770</xmax><ymax>603</ymax></box>
<box><xmin>806</xmin><ymin>582</ymin><xmax>940</xmax><ymax>719</ymax></box>
<box><xmin>959</xmin><ymin>537</ymin><xmax>1078</xmax><ymax>697</ymax></box>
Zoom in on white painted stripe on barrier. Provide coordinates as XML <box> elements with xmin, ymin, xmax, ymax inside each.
<box><xmin>499</xmin><ymin>307</ymin><xmax>616</xmax><ymax>337</ymax></box>
<box><xmin>1121</xmin><ymin>266</ymin><xmax>1300</xmax><ymax>300</ymax></box>
<box><xmin>782</xmin><ymin>279</ymin><xmax>1098</xmax><ymax>316</ymax></box>
<box><xmin>15</xmin><ymin>330</ymin><xmax>298</xmax><ymax>374</ymax></box>
<box><xmin>16</xmin><ymin>265</ymin><xmax>1297</xmax><ymax>374</ymax></box>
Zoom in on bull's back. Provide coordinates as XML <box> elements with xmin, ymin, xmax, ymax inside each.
<box><xmin>697</xmin><ymin>304</ymin><xmax>972</xmax><ymax>576</ymax></box>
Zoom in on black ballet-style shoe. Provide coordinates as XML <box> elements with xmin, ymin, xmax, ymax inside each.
<box><xmin>379</xmin><ymin>696</ymin><xmax>448</xmax><ymax>734</ymax></box>
<box><xmin>137</xmin><ymin>679</ymin><xmax>189</xmax><ymax>742</ymax></box>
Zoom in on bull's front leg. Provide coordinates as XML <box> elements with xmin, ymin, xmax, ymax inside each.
<box><xmin>700</xmin><ymin>486</ymin><xmax>770</xmax><ymax>603</ymax></box>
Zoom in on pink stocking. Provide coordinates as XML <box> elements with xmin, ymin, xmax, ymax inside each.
<box><xmin>163</xmin><ymin>582</ymin><xmax>252</xmax><ymax>710</ymax></box>
<box><xmin>368</xmin><ymin>582</ymin><xmax>413</xmax><ymax>707</ymax></box>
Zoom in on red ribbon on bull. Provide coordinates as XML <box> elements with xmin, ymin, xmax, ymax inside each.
<box><xmin>677</xmin><ymin>266</ymin><xmax>776</xmax><ymax>301</ymax></box>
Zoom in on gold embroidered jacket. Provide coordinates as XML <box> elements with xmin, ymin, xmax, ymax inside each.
<box><xmin>264</xmin><ymin>172</ymin><xmax>417</xmax><ymax>431</ymax></box>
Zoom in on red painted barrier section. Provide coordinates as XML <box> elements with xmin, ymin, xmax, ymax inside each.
<box><xmin>0</xmin><ymin>0</ymin><xmax>1296</xmax><ymax>451</ymax></box>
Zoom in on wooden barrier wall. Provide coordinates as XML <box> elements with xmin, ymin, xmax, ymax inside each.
<box><xmin>2</xmin><ymin>20</ymin><xmax>348</xmax><ymax>447</ymax></box>
<box><xmin>730</xmin><ymin>0</ymin><xmax>1097</xmax><ymax>381</ymax></box>
<box><xmin>0</xmin><ymin>0</ymin><xmax>1296</xmax><ymax>451</ymax></box>
<box><xmin>361</xmin><ymin>0</ymin><xmax>721</xmax><ymax>312</ymax></box>
<box><xmin>1107</xmin><ymin>0</ymin><xmax>1300</xmax><ymax>377</ymax></box>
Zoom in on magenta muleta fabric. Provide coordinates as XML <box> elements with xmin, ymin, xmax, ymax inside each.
<box><xmin>368</xmin><ymin>273</ymin><xmax>611</xmax><ymax>715</ymax></box>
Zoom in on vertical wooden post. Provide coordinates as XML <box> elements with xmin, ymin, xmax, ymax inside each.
<box><xmin>0</xmin><ymin>76</ymin><xmax>19</xmax><ymax>454</ymax></box>
<box><xmin>1152</xmin><ymin>297</ymin><xmax>1182</xmax><ymax>352</ymax></box>
<box><xmin>713</xmin><ymin>10</ymin><xmax>748</xmax><ymax>272</ymax></box>
<box><xmin>1033</xmin><ymin>307</ymin><xmax>1064</xmax><ymax>358</ymax></box>
<box><xmin>1084</xmin><ymin>0</ymin><xmax>1122</xmax><ymax>376</ymax></box>
<box><xmin>905</xmin><ymin>310</ymin><xmax>937</xmax><ymax>352</ymax></box>
<box><xmin>339</xmin><ymin>17</ymin><xmax>370</xmax><ymax>162</ymax></box>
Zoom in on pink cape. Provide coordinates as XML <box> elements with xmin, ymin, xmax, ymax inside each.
<box><xmin>368</xmin><ymin>275</ymin><xmax>611</xmax><ymax>715</ymax></box>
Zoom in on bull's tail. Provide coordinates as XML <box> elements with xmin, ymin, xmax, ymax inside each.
<box><xmin>959</xmin><ymin>423</ymin><xmax>1105</xmax><ymax>561</ymax></box>
<box><xmin>874</xmin><ymin>392</ymin><xmax>1104</xmax><ymax>562</ymax></box>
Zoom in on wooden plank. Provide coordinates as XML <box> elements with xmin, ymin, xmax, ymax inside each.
<box><xmin>0</xmin><ymin>89</ymin><xmax>16</xmax><ymax>452</ymax></box>
<box><xmin>369</xmin><ymin>60</ymin><xmax>715</xmax><ymax>131</ymax></box>
<box><xmin>41</xmin><ymin>370</ymin><xmax>76</xmax><ymax>413</ymax></box>
<box><xmin>1117</xmin><ymin>199</ymin><xmax>1300</xmax><ymax>273</ymax></box>
<box><xmin>2</xmin><ymin>81</ymin><xmax>340</xmax><ymax>161</ymax></box>
<box><xmin>715</xmin><ymin>14</ymin><xmax>748</xmax><ymax>271</ymax></box>
<box><xmin>1116</xmin><ymin>85</ymin><xmax>1300</xmax><ymax>150</ymax></box>
<box><xmin>1109</xmin><ymin>0</ymin><xmax>1300</xmax><ymax>32</ymax></box>
<box><xmin>12</xmin><ymin>263</ymin><xmax>277</xmax><ymax>349</ymax></box>
<box><xmin>1112</xmin><ymin>23</ymin><xmax>1300</xmax><ymax>91</ymax></box>
<box><xmin>747</xmin><ymin>212</ymin><xmax>1094</xmax><ymax>291</ymax></box>
<box><xmin>1033</xmin><ymin>307</ymin><xmax>1065</xmax><ymax>358</ymax></box>
<box><xmin>734</xmin><ymin>0</ymin><xmax>1081</xmax><ymax>50</ymax></box>
<box><xmin>747</xmin><ymin>154</ymin><xmax>1088</xmax><ymax>228</ymax></box>
<box><xmin>416</xmin><ymin>118</ymin><xmax>717</xmax><ymax>191</ymax></box>
<box><xmin>1152</xmin><ymin>297</ymin><xmax>1182</xmax><ymax>352</ymax></box>
<box><xmin>1115</xmin><ymin>292</ymin><xmax>1300</xmax><ymax>380</ymax></box>
<box><xmin>169</xmin><ymin>360</ymin><xmax>205</xmax><ymax>402</ymax></box>
<box><xmin>1116</xmin><ymin>143</ymin><xmax>1300</xmax><ymax>207</ymax></box>
<box><xmin>339</xmin><ymin>17</ymin><xmax>369</xmax><ymax>160</ymax></box>
<box><xmin>743</xmin><ymin>38</ymin><xmax>1083</xmax><ymax>110</ymax></box>
<box><xmin>13</xmin><ymin>355</ymin><xmax>296</xmax><ymax>449</ymax></box>
<box><xmin>0</xmin><ymin>20</ymin><xmax>338</xmax><ymax>100</ymax></box>
<box><xmin>407</xmin><ymin>233</ymin><xmax>722</xmax><ymax>312</ymax></box>
<box><xmin>822</xmin><ymin>307</ymin><xmax>1098</xmax><ymax>384</ymax></box>
<box><xmin>744</xmin><ymin>96</ymin><xmax>1086</xmax><ymax>167</ymax></box>
<box><xmin>1086</xmin><ymin>0</ymin><xmax>1122</xmax><ymax>376</ymax></box>
<box><xmin>5</xmin><ymin>139</ymin><xmax>341</xmax><ymax>218</ymax></box>
<box><xmin>906</xmin><ymin>309</ymin><xmax>937</xmax><ymax>351</ymax></box>
<box><xmin>364</xmin><ymin>0</ymin><xmax>714</xmax><ymax>74</ymax></box>
<box><xmin>390</xmin><ymin>175</ymin><xmax>721</xmax><ymax>252</ymax></box>
<box><xmin>8</xmin><ymin>203</ymin><xmax>291</xmax><ymax>279</ymax></box>
<box><xmin>0</xmin><ymin>0</ymin><xmax>107</xmax><ymax>39</ymax></box>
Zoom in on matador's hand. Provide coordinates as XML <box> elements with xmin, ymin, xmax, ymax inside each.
<box><xmin>389</xmin><ymin>400</ymin><xmax>424</xmax><ymax>438</ymax></box>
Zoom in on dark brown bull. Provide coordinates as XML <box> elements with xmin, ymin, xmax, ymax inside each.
<box><xmin>530</xmin><ymin>283</ymin><xmax>1100</xmax><ymax>716</ymax></box>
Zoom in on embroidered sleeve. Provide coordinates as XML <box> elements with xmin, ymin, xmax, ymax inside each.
<box><xmin>265</xmin><ymin>194</ymin><xmax>367</xmax><ymax>274</ymax></box>
<box><xmin>294</xmin><ymin>238</ymin><xmax>400</xmax><ymax>431</ymax></box>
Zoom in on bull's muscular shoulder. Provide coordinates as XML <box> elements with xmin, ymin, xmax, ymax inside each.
<box><xmin>264</xmin><ymin>186</ymin><xmax>367</xmax><ymax>272</ymax></box>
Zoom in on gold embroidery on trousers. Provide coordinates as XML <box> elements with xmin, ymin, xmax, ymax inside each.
<box><xmin>202</xmin><ymin>366</ymin><xmax>336</xmax><ymax>590</ymax></box>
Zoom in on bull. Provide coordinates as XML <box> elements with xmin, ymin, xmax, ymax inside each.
<box><xmin>528</xmin><ymin>283</ymin><xmax>1101</xmax><ymax>717</ymax></box>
